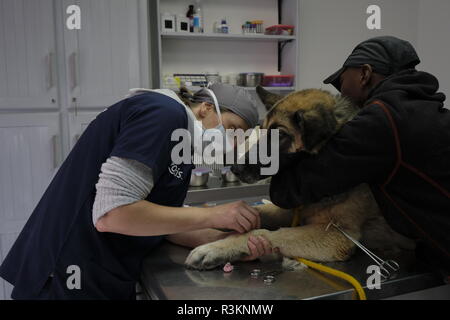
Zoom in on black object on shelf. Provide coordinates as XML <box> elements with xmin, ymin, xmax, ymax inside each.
<box><xmin>186</xmin><ymin>5</ymin><xmax>195</xmax><ymax>33</ymax></box>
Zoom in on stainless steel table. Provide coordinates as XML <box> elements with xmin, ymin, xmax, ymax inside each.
<box><xmin>140</xmin><ymin>242</ymin><xmax>442</xmax><ymax>300</ymax></box>
<box><xmin>141</xmin><ymin>176</ymin><xmax>443</xmax><ymax>300</ymax></box>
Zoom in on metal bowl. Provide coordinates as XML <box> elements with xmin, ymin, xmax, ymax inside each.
<box><xmin>238</xmin><ymin>73</ymin><xmax>265</xmax><ymax>87</ymax></box>
<box><xmin>221</xmin><ymin>166</ymin><xmax>240</xmax><ymax>183</ymax></box>
<box><xmin>190</xmin><ymin>168</ymin><xmax>211</xmax><ymax>187</ymax></box>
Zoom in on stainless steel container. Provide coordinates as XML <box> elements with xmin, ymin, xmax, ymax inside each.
<box><xmin>238</xmin><ymin>73</ymin><xmax>264</xmax><ymax>87</ymax></box>
<box><xmin>190</xmin><ymin>169</ymin><xmax>211</xmax><ymax>187</ymax></box>
<box><xmin>221</xmin><ymin>166</ymin><xmax>240</xmax><ymax>183</ymax></box>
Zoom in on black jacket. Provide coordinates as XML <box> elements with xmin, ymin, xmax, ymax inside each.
<box><xmin>270</xmin><ymin>69</ymin><xmax>450</xmax><ymax>271</ymax></box>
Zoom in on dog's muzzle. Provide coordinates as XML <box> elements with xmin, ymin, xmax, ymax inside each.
<box><xmin>231</xmin><ymin>163</ymin><xmax>263</xmax><ymax>184</ymax></box>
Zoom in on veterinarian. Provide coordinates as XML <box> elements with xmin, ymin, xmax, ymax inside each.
<box><xmin>0</xmin><ymin>83</ymin><xmax>273</xmax><ymax>300</ymax></box>
<box><xmin>270</xmin><ymin>36</ymin><xmax>450</xmax><ymax>276</ymax></box>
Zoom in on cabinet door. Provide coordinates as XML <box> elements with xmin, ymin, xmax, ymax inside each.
<box><xmin>63</xmin><ymin>0</ymin><xmax>143</xmax><ymax>109</ymax></box>
<box><xmin>0</xmin><ymin>0</ymin><xmax>58</xmax><ymax>110</ymax></box>
<box><xmin>0</xmin><ymin>113</ymin><xmax>60</xmax><ymax>299</ymax></box>
<box><xmin>68</xmin><ymin>111</ymin><xmax>101</xmax><ymax>150</ymax></box>
<box><xmin>0</xmin><ymin>232</ymin><xmax>19</xmax><ymax>300</ymax></box>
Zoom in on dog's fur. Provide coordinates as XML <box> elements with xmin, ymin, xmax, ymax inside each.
<box><xmin>185</xmin><ymin>87</ymin><xmax>415</xmax><ymax>270</ymax></box>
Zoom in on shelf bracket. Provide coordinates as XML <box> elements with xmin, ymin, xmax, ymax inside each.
<box><xmin>278</xmin><ymin>0</ymin><xmax>283</xmax><ymax>24</ymax></box>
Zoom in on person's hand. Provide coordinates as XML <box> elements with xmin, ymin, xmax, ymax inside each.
<box><xmin>207</xmin><ymin>201</ymin><xmax>261</xmax><ymax>234</ymax></box>
<box><xmin>241</xmin><ymin>235</ymin><xmax>280</xmax><ymax>261</ymax></box>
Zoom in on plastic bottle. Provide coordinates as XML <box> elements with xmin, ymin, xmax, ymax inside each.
<box><xmin>221</xmin><ymin>18</ymin><xmax>229</xmax><ymax>34</ymax></box>
<box><xmin>246</xmin><ymin>21</ymin><xmax>252</xmax><ymax>34</ymax></box>
<box><xmin>193</xmin><ymin>0</ymin><xmax>203</xmax><ymax>33</ymax></box>
<box><xmin>214</xmin><ymin>20</ymin><xmax>222</xmax><ymax>33</ymax></box>
<box><xmin>186</xmin><ymin>5</ymin><xmax>195</xmax><ymax>33</ymax></box>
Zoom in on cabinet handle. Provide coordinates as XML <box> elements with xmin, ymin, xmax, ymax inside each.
<box><xmin>69</xmin><ymin>52</ymin><xmax>78</xmax><ymax>91</ymax></box>
<box><xmin>45</xmin><ymin>52</ymin><xmax>54</xmax><ymax>90</ymax></box>
<box><xmin>52</xmin><ymin>135</ymin><xmax>62</xmax><ymax>169</ymax></box>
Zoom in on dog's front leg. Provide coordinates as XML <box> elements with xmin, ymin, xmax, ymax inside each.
<box><xmin>266</xmin><ymin>224</ymin><xmax>359</xmax><ymax>262</ymax></box>
<box><xmin>185</xmin><ymin>224</ymin><xmax>360</xmax><ymax>270</ymax></box>
<box><xmin>185</xmin><ymin>229</ymin><xmax>272</xmax><ymax>270</ymax></box>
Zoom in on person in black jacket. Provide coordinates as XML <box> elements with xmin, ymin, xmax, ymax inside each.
<box><xmin>270</xmin><ymin>36</ymin><xmax>450</xmax><ymax>276</ymax></box>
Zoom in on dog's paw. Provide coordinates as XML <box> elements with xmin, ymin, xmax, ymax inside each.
<box><xmin>185</xmin><ymin>243</ymin><xmax>230</xmax><ymax>270</ymax></box>
<box><xmin>185</xmin><ymin>241</ymin><xmax>246</xmax><ymax>270</ymax></box>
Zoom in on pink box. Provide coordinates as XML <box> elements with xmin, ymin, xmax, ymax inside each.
<box><xmin>262</xmin><ymin>75</ymin><xmax>295</xmax><ymax>87</ymax></box>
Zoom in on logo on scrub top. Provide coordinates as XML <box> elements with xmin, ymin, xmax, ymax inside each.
<box><xmin>168</xmin><ymin>163</ymin><xmax>183</xmax><ymax>180</ymax></box>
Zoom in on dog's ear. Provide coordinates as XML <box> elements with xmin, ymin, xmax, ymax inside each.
<box><xmin>256</xmin><ymin>86</ymin><xmax>283</xmax><ymax>110</ymax></box>
<box><xmin>294</xmin><ymin>104</ymin><xmax>338</xmax><ymax>152</ymax></box>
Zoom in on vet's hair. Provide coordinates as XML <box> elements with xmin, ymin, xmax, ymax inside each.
<box><xmin>177</xmin><ymin>86</ymin><xmax>196</xmax><ymax>107</ymax></box>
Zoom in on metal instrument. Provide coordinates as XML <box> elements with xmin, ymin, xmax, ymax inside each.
<box><xmin>329</xmin><ymin>222</ymin><xmax>400</xmax><ymax>281</ymax></box>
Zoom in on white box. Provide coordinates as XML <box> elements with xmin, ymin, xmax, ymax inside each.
<box><xmin>161</xmin><ymin>13</ymin><xmax>175</xmax><ymax>32</ymax></box>
<box><xmin>176</xmin><ymin>16</ymin><xmax>190</xmax><ymax>33</ymax></box>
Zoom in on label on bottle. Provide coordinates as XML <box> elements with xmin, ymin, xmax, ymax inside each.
<box><xmin>193</xmin><ymin>16</ymin><xmax>200</xmax><ymax>27</ymax></box>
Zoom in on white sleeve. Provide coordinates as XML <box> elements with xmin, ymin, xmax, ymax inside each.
<box><xmin>92</xmin><ymin>157</ymin><xmax>153</xmax><ymax>226</ymax></box>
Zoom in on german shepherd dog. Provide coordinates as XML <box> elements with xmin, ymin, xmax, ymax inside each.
<box><xmin>185</xmin><ymin>87</ymin><xmax>414</xmax><ymax>270</ymax></box>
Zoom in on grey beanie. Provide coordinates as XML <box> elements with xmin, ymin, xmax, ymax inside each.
<box><xmin>192</xmin><ymin>83</ymin><xmax>260</xmax><ymax>128</ymax></box>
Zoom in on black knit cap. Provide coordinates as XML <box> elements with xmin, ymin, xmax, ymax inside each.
<box><xmin>324</xmin><ymin>36</ymin><xmax>421</xmax><ymax>91</ymax></box>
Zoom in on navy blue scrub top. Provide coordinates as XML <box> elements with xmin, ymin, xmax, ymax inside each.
<box><xmin>0</xmin><ymin>92</ymin><xmax>194</xmax><ymax>300</ymax></box>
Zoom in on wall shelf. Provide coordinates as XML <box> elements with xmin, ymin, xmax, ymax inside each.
<box><xmin>171</xmin><ymin>85</ymin><xmax>295</xmax><ymax>92</ymax></box>
<box><xmin>150</xmin><ymin>0</ymin><xmax>299</xmax><ymax>117</ymax></box>
<box><xmin>161</xmin><ymin>32</ymin><xmax>296</xmax><ymax>42</ymax></box>
<box><xmin>244</xmin><ymin>86</ymin><xmax>295</xmax><ymax>91</ymax></box>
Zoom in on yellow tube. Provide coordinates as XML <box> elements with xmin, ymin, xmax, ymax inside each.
<box><xmin>296</xmin><ymin>258</ymin><xmax>367</xmax><ymax>300</ymax></box>
<box><xmin>291</xmin><ymin>206</ymin><xmax>367</xmax><ymax>300</ymax></box>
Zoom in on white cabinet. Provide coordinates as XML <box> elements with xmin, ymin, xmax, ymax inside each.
<box><xmin>0</xmin><ymin>0</ymin><xmax>58</xmax><ymax>110</ymax></box>
<box><xmin>0</xmin><ymin>233</ymin><xmax>19</xmax><ymax>299</ymax></box>
<box><xmin>0</xmin><ymin>0</ymin><xmax>150</xmax><ymax>300</ymax></box>
<box><xmin>62</xmin><ymin>0</ymin><xmax>148</xmax><ymax>109</ymax></box>
<box><xmin>0</xmin><ymin>1</ymin><xmax>150</xmax><ymax>299</ymax></box>
<box><xmin>0</xmin><ymin>113</ymin><xmax>61</xmax><ymax>235</ymax></box>
<box><xmin>0</xmin><ymin>113</ymin><xmax>60</xmax><ymax>299</ymax></box>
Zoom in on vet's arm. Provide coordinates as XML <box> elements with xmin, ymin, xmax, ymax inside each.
<box><xmin>97</xmin><ymin>200</ymin><xmax>260</xmax><ymax>237</ymax></box>
<box><xmin>271</xmin><ymin>103</ymin><xmax>396</xmax><ymax>207</ymax></box>
<box><xmin>165</xmin><ymin>204</ymin><xmax>292</xmax><ymax>247</ymax></box>
<box><xmin>93</xmin><ymin>157</ymin><xmax>260</xmax><ymax>236</ymax></box>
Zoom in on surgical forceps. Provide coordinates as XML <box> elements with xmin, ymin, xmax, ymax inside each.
<box><xmin>328</xmin><ymin>222</ymin><xmax>400</xmax><ymax>281</ymax></box>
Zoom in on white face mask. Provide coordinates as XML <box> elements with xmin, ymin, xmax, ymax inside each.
<box><xmin>192</xmin><ymin>87</ymin><xmax>235</xmax><ymax>164</ymax></box>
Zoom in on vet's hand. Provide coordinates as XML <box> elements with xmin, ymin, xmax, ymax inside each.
<box><xmin>208</xmin><ymin>201</ymin><xmax>261</xmax><ymax>234</ymax></box>
<box><xmin>241</xmin><ymin>235</ymin><xmax>279</xmax><ymax>261</ymax></box>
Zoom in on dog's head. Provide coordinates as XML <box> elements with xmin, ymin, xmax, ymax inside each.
<box><xmin>232</xmin><ymin>86</ymin><xmax>358</xmax><ymax>183</ymax></box>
